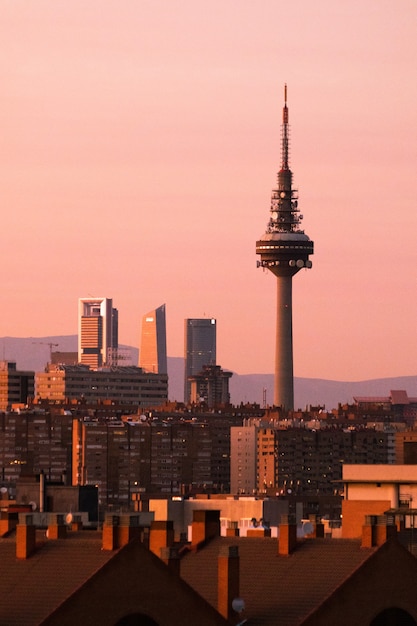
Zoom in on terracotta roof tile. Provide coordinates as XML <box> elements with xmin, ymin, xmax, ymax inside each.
<box><xmin>180</xmin><ymin>536</ymin><xmax>375</xmax><ymax>626</ymax></box>
<box><xmin>0</xmin><ymin>530</ymin><xmax>113</xmax><ymax>626</ymax></box>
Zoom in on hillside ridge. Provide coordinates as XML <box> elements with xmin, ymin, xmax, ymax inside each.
<box><xmin>1</xmin><ymin>335</ymin><xmax>416</xmax><ymax>410</ymax></box>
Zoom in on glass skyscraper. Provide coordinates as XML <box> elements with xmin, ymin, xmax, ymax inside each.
<box><xmin>139</xmin><ymin>304</ymin><xmax>167</xmax><ymax>374</ymax></box>
<box><xmin>184</xmin><ymin>318</ymin><xmax>216</xmax><ymax>403</ymax></box>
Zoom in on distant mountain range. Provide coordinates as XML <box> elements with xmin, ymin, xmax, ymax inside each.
<box><xmin>1</xmin><ymin>335</ymin><xmax>417</xmax><ymax>411</ymax></box>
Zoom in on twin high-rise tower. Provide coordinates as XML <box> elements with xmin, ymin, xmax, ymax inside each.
<box><xmin>184</xmin><ymin>318</ymin><xmax>216</xmax><ymax>403</ymax></box>
<box><xmin>139</xmin><ymin>304</ymin><xmax>167</xmax><ymax>374</ymax></box>
<box><xmin>78</xmin><ymin>297</ymin><xmax>118</xmax><ymax>368</ymax></box>
<box><xmin>256</xmin><ymin>86</ymin><xmax>314</xmax><ymax>410</ymax></box>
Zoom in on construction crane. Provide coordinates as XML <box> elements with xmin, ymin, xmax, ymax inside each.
<box><xmin>32</xmin><ymin>342</ymin><xmax>59</xmax><ymax>363</ymax></box>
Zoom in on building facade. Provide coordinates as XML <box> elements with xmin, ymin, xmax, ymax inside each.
<box><xmin>72</xmin><ymin>415</ymin><xmax>234</xmax><ymax>506</ymax></box>
<box><xmin>78</xmin><ymin>297</ymin><xmax>118</xmax><ymax>368</ymax></box>
<box><xmin>0</xmin><ymin>361</ymin><xmax>35</xmax><ymax>411</ymax></box>
<box><xmin>139</xmin><ymin>304</ymin><xmax>167</xmax><ymax>374</ymax></box>
<box><xmin>231</xmin><ymin>422</ymin><xmax>394</xmax><ymax>496</ymax></box>
<box><xmin>188</xmin><ymin>364</ymin><xmax>232</xmax><ymax>408</ymax></box>
<box><xmin>184</xmin><ymin>318</ymin><xmax>216</xmax><ymax>403</ymax></box>
<box><xmin>36</xmin><ymin>364</ymin><xmax>168</xmax><ymax>408</ymax></box>
<box><xmin>0</xmin><ymin>409</ymin><xmax>73</xmax><ymax>485</ymax></box>
<box><xmin>342</xmin><ymin>464</ymin><xmax>417</xmax><ymax>539</ymax></box>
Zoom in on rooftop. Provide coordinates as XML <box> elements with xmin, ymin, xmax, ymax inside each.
<box><xmin>0</xmin><ymin>530</ymin><xmax>112</xmax><ymax>626</ymax></box>
<box><xmin>181</xmin><ymin>535</ymin><xmax>375</xmax><ymax>625</ymax></box>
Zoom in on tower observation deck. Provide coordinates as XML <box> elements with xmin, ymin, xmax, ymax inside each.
<box><xmin>256</xmin><ymin>86</ymin><xmax>314</xmax><ymax>410</ymax></box>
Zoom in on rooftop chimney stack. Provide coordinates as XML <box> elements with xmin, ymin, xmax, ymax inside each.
<box><xmin>149</xmin><ymin>520</ymin><xmax>175</xmax><ymax>557</ymax></box>
<box><xmin>278</xmin><ymin>514</ymin><xmax>297</xmax><ymax>555</ymax></box>
<box><xmin>191</xmin><ymin>509</ymin><xmax>220</xmax><ymax>550</ymax></box>
<box><xmin>47</xmin><ymin>513</ymin><xmax>67</xmax><ymax>540</ymax></box>
<box><xmin>16</xmin><ymin>513</ymin><xmax>36</xmax><ymax>559</ymax></box>
<box><xmin>218</xmin><ymin>545</ymin><xmax>240</xmax><ymax>622</ymax></box>
<box><xmin>362</xmin><ymin>515</ymin><xmax>397</xmax><ymax>548</ymax></box>
<box><xmin>102</xmin><ymin>514</ymin><xmax>120</xmax><ymax>551</ymax></box>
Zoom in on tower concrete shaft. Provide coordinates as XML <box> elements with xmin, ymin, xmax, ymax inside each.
<box><xmin>256</xmin><ymin>86</ymin><xmax>314</xmax><ymax>410</ymax></box>
<box><xmin>275</xmin><ymin>275</ymin><xmax>293</xmax><ymax>411</ymax></box>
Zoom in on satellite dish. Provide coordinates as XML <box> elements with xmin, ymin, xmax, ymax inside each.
<box><xmin>29</xmin><ymin>501</ymin><xmax>37</xmax><ymax>511</ymax></box>
<box><xmin>302</xmin><ymin>521</ymin><xmax>314</xmax><ymax>536</ymax></box>
<box><xmin>287</xmin><ymin>488</ymin><xmax>292</xmax><ymax>494</ymax></box>
<box><xmin>232</xmin><ymin>598</ymin><xmax>245</xmax><ymax>614</ymax></box>
<box><xmin>65</xmin><ymin>513</ymin><xmax>73</xmax><ymax>524</ymax></box>
<box><xmin>0</xmin><ymin>487</ymin><xmax>7</xmax><ymax>494</ymax></box>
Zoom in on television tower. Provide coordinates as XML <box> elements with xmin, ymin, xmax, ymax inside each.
<box><xmin>256</xmin><ymin>86</ymin><xmax>314</xmax><ymax>410</ymax></box>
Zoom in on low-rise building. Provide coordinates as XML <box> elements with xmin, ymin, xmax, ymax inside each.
<box><xmin>342</xmin><ymin>463</ymin><xmax>417</xmax><ymax>539</ymax></box>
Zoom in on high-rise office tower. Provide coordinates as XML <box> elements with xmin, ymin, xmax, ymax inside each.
<box><xmin>139</xmin><ymin>304</ymin><xmax>167</xmax><ymax>374</ymax></box>
<box><xmin>256</xmin><ymin>86</ymin><xmax>314</xmax><ymax>410</ymax></box>
<box><xmin>78</xmin><ymin>297</ymin><xmax>118</xmax><ymax>369</ymax></box>
<box><xmin>184</xmin><ymin>318</ymin><xmax>216</xmax><ymax>403</ymax></box>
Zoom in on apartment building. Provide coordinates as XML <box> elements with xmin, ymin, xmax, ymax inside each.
<box><xmin>72</xmin><ymin>415</ymin><xmax>235</xmax><ymax>506</ymax></box>
<box><xmin>0</xmin><ymin>361</ymin><xmax>34</xmax><ymax>411</ymax></box>
<box><xmin>231</xmin><ymin>422</ymin><xmax>394</xmax><ymax>496</ymax></box>
<box><xmin>0</xmin><ymin>410</ymin><xmax>72</xmax><ymax>484</ymax></box>
<box><xmin>188</xmin><ymin>364</ymin><xmax>232</xmax><ymax>408</ymax></box>
<box><xmin>36</xmin><ymin>364</ymin><xmax>168</xmax><ymax>408</ymax></box>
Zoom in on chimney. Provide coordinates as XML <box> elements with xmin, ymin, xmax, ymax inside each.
<box><xmin>375</xmin><ymin>515</ymin><xmax>397</xmax><ymax>545</ymax></box>
<box><xmin>191</xmin><ymin>509</ymin><xmax>220</xmax><ymax>549</ymax></box>
<box><xmin>218</xmin><ymin>545</ymin><xmax>240</xmax><ymax>622</ymax></box>
<box><xmin>71</xmin><ymin>514</ymin><xmax>83</xmax><ymax>531</ymax></box>
<box><xmin>226</xmin><ymin>521</ymin><xmax>240</xmax><ymax>537</ymax></box>
<box><xmin>278</xmin><ymin>514</ymin><xmax>297</xmax><ymax>555</ymax></box>
<box><xmin>149</xmin><ymin>520</ymin><xmax>174</xmax><ymax>557</ymax></box>
<box><xmin>0</xmin><ymin>511</ymin><xmax>17</xmax><ymax>537</ymax></box>
<box><xmin>361</xmin><ymin>515</ymin><xmax>376</xmax><ymax>548</ymax></box>
<box><xmin>102</xmin><ymin>514</ymin><xmax>120</xmax><ymax>551</ymax></box>
<box><xmin>160</xmin><ymin>545</ymin><xmax>180</xmax><ymax>575</ymax></box>
<box><xmin>362</xmin><ymin>515</ymin><xmax>397</xmax><ymax>548</ymax></box>
<box><xmin>16</xmin><ymin>513</ymin><xmax>36</xmax><ymax>559</ymax></box>
<box><xmin>39</xmin><ymin>471</ymin><xmax>45</xmax><ymax>513</ymax></box>
<box><xmin>118</xmin><ymin>514</ymin><xmax>141</xmax><ymax>547</ymax></box>
<box><xmin>47</xmin><ymin>513</ymin><xmax>67</xmax><ymax>539</ymax></box>
<box><xmin>309</xmin><ymin>514</ymin><xmax>325</xmax><ymax>538</ymax></box>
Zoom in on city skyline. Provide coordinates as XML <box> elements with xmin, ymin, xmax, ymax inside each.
<box><xmin>1</xmin><ymin>2</ymin><xmax>416</xmax><ymax>381</ymax></box>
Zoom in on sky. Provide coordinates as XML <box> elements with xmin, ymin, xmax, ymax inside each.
<box><xmin>0</xmin><ymin>0</ymin><xmax>416</xmax><ymax>381</ymax></box>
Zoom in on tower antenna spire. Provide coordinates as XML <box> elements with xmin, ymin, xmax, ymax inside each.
<box><xmin>282</xmin><ymin>84</ymin><xmax>289</xmax><ymax>170</ymax></box>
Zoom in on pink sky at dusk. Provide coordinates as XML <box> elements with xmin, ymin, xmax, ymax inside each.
<box><xmin>0</xmin><ymin>1</ymin><xmax>416</xmax><ymax>381</ymax></box>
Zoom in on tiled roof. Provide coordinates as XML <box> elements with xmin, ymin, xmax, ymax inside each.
<box><xmin>0</xmin><ymin>528</ymin><xmax>231</xmax><ymax>626</ymax></box>
<box><xmin>390</xmin><ymin>390</ymin><xmax>410</xmax><ymax>405</ymax></box>
<box><xmin>0</xmin><ymin>530</ymin><xmax>113</xmax><ymax>626</ymax></box>
<box><xmin>180</xmin><ymin>536</ymin><xmax>376</xmax><ymax>626</ymax></box>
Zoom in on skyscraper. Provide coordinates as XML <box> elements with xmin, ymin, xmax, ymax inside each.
<box><xmin>256</xmin><ymin>86</ymin><xmax>314</xmax><ymax>410</ymax></box>
<box><xmin>139</xmin><ymin>304</ymin><xmax>167</xmax><ymax>374</ymax></box>
<box><xmin>78</xmin><ymin>297</ymin><xmax>118</xmax><ymax>369</ymax></box>
<box><xmin>184</xmin><ymin>318</ymin><xmax>216</xmax><ymax>403</ymax></box>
